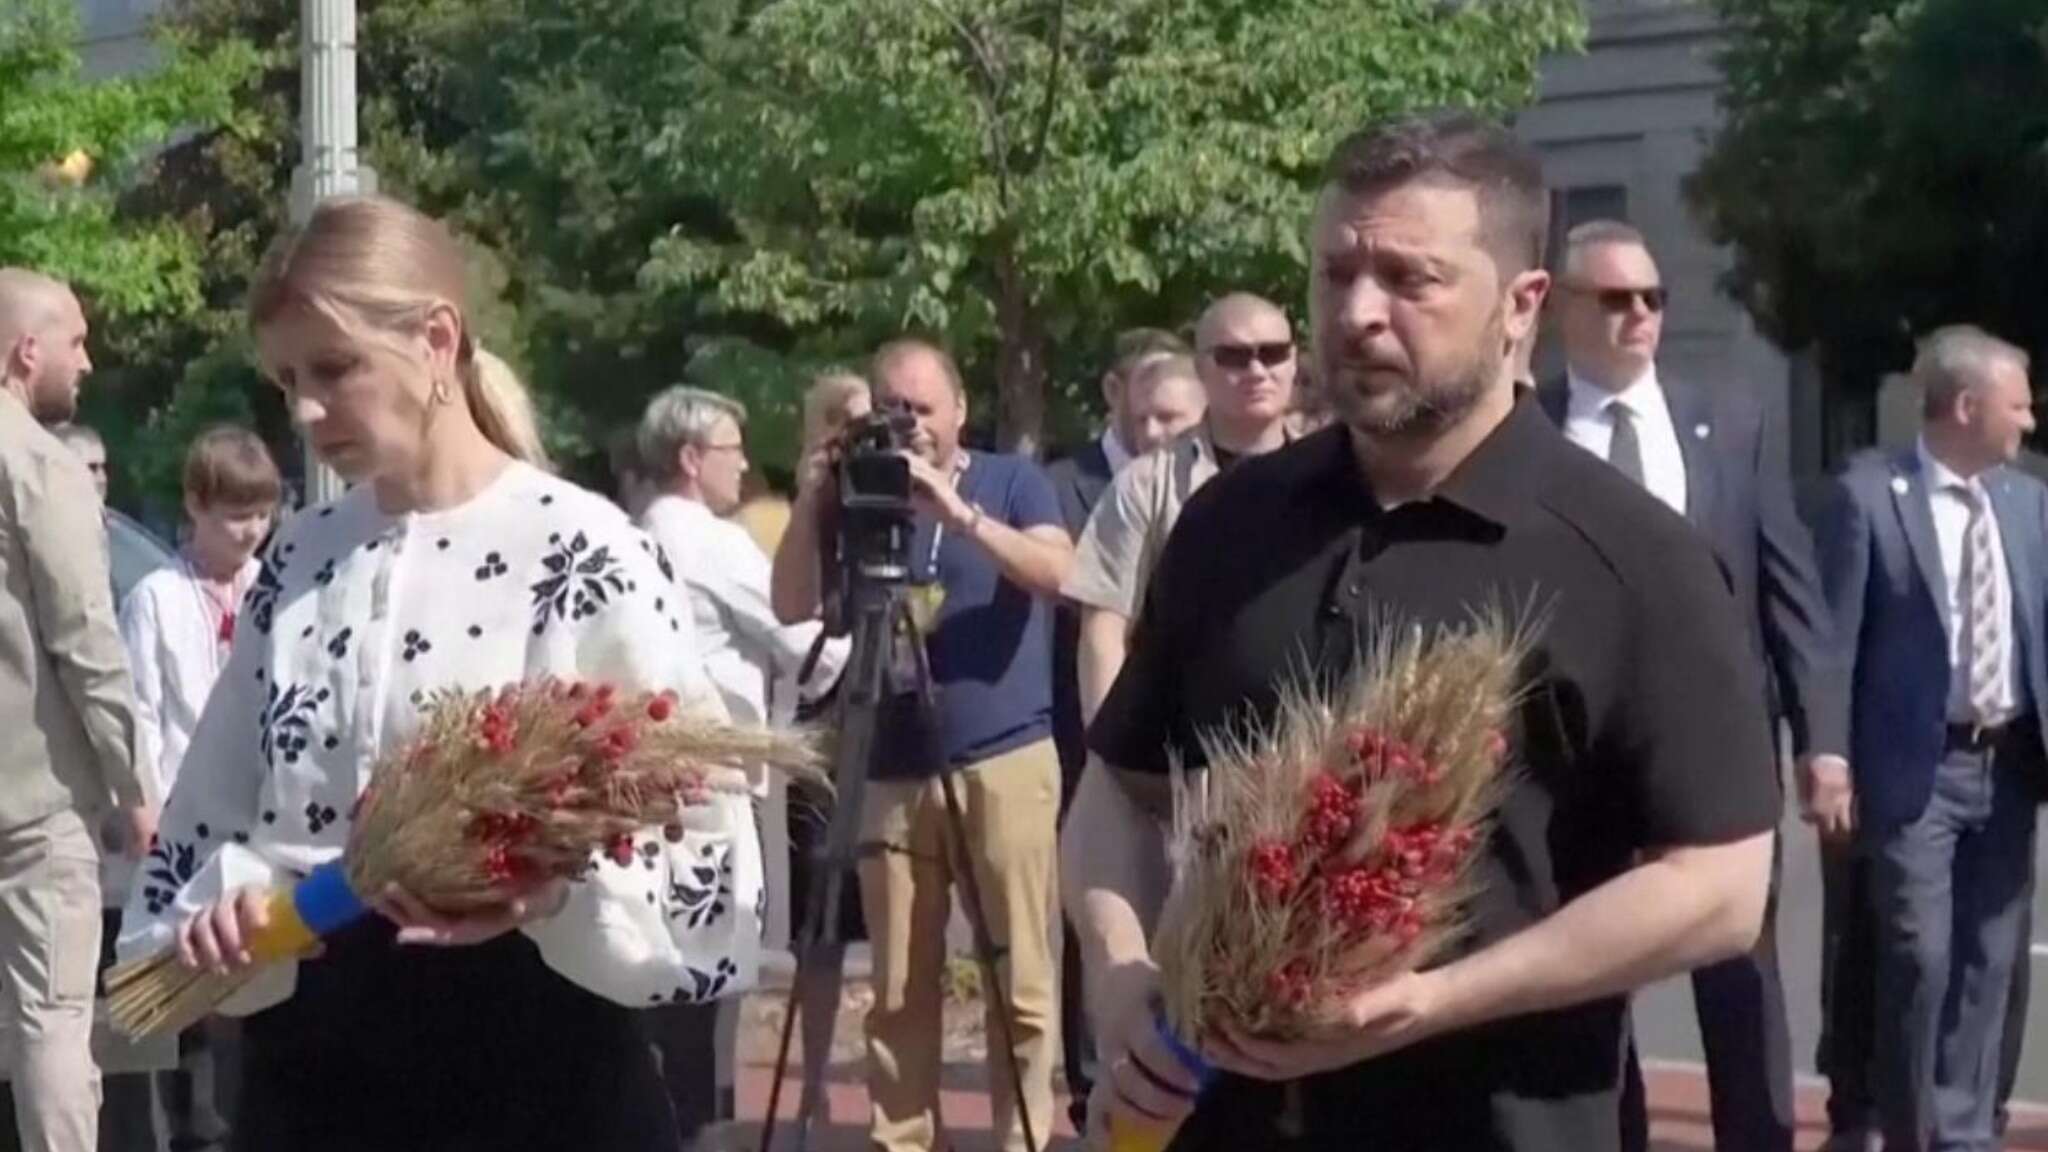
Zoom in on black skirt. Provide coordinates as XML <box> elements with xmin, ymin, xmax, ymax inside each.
<box><xmin>233</xmin><ymin>917</ymin><xmax>679</xmax><ymax>1152</ymax></box>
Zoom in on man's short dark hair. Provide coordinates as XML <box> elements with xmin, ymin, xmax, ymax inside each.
<box><xmin>873</xmin><ymin>337</ymin><xmax>966</xmax><ymax>399</ymax></box>
<box><xmin>1320</xmin><ymin>110</ymin><xmax>1549</xmax><ymax>276</ymax></box>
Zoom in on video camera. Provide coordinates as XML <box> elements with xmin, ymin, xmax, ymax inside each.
<box><xmin>832</xmin><ymin>398</ymin><xmax>921</xmax><ymax>583</ymax></box>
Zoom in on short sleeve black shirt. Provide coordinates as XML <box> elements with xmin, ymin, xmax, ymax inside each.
<box><xmin>1088</xmin><ymin>392</ymin><xmax>1779</xmax><ymax>1152</ymax></box>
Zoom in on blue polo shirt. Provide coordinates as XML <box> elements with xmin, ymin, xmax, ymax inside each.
<box><xmin>877</xmin><ymin>451</ymin><xmax>1061</xmax><ymax>777</ymax></box>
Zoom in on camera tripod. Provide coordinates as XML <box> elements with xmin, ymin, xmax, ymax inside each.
<box><xmin>757</xmin><ymin>573</ymin><xmax>1043</xmax><ymax>1152</ymax></box>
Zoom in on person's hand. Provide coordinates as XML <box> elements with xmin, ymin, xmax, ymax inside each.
<box><xmin>796</xmin><ymin>443</ymin><xmax>837</xmax><ymax>500</ymax></box>
<box><xmin>1204</xmin><ymin>968</ymin><xmax>1443</xmax><ymax>1082</ymax></box>
<box><xmin>902</xmin><ymin>452</ymin><xmax>975</xmax><ymax>530</ymax></box>
<box><xmin>373</xmin><ymin>881</ymin><xmax>569</xmax><ymax>947</ymax></box>
<box><xmin>120</xmin><ymin>802</ymin><xmax>158</xmax><ymax>861</ymax></box>
<box><xmin>177</xmin><ymin>886</ymin><xmax>273</xmax><ymax>975</ymax></box>
<box><xmin>1097</xmin><ymin>970</ymin><xmax>1204</xmax><ymax>1147</ymax></box>
<box><xmin>1796</xmin><ymin>753</ymin><xmax>1855</xmax><ymax>842</ymax></box>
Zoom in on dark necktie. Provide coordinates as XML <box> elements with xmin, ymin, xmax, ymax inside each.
<box><xmin>1606</xmin><ymin>401</ymin><xmax>1646</xmax><ymax>490</ymax></box>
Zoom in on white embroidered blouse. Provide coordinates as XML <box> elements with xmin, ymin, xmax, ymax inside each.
<box><xmin>116</xmin><ymin>461</ymin><xmax>766</xmax><ymax>1015</ymax></box>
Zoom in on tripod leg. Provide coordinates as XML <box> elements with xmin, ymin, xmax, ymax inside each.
<box><xmin>792</xmin><ymin>939</ymin><xmax>849</xmax><ymax>1138</ymax></box>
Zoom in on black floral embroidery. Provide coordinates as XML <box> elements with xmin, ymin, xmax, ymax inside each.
<box><xmin>437</xmin><ymin>538</ymin><xmax>451</xmax><ymax>551</ymax></box>
<box><xmin>402</xmin><ymin>630</ymin><xmax>432</xmax><ymax>661</ymax></box>
<box><xmin>327</xmin><ymin>627</ymin><xmax>353</xmax><ymax>659</ymax></box>
<box><xmin>653</xmin><ymin>543</ymin><xmax>677</xmax><ymax>585</ymax></box>
<box><xmin>540</xmin><ymin>493</ymin><xmax>556</xmax><ymax>506</ymax></box>
<box><xmin>467</xmin><ymin>624</ymin><xmax>483</xmax><ymax>639</ymax></box>
<box><xmin>666</xmin><ymin>842</ymin><xmax>732</xmax><ymax>930</ymax></box>
<box><xmin>246</xmin><ymin>554</ymin><xmax>285</xmax><ymax>635</ymax></box>
<box><xmin>474</xmin><ymin>551</ymin><xmax>509</xmax><ymax>582</ymax></box>
<box><xmin>529</xmin><ymin>532</ymin><xmax>628</xmax><ymax>634</ymax></box>
<box><xmin>260</xmin><ymin>683</ymin><xmax>329</xmax><ymax>766</ymax></box>
<box><xmin>141</xmin><ymin>837</ymin><xmax>202</xmax><ymax>916</ymax></box>
<box><xmin>676</xmin><ymin>958</ymin><xmax>741</xmax><ymax>1005</ymax></box>
<box><xmin>314</xmin><ymin>559</ymin><xmax>337</xmax><ymax>587</ymax></box>
<box><xmin>304</xmin><ymin>801</ymin><xmax>340</xmax><ymax>835</ymax></box>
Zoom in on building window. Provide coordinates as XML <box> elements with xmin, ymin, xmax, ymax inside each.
<box><xmin>1548</xmin><ymin>185</ymin><xmax>1630</xmax><ymax>268</ymax></box>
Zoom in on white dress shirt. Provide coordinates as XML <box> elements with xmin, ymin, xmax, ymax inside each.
<box><xmin>120</xmin><ymin>463</ymin><xmax>764</xmax><ymax>1015</ymax></box>
<box><xmin>1918</xmin><ymin>440</ymin><xmax>2019</xmax><ymax>724</ymax></box>
<box><xmin>640</xmin><ymin>495</ymin><xmax>846</xmax><ymax>730</ymax></box>
<box><xmin>1563</xmin><ymin>367</ymin><xmax>1689</xmax><ymax>517</ymax></box>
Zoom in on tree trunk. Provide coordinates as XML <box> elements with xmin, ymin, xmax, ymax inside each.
<box><xmin>992</xmin><ymin>233</ymin><xmax>1047</xmax><ymax>457</ymax></box>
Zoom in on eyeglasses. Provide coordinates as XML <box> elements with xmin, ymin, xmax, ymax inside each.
<box><xmin>698</xmin><ymin>441</ymin><xmax>747</xmax><ymax>455</ymax></box>
<box><xmin>1203</xmin><ymin>342</ymin><xmax>1295</xmax><ymax>370</ymax></box>
<box><xmin>1570</xmin><ymin>285</ymin><xmax>1668</xmax><ymax>315</ymax></box>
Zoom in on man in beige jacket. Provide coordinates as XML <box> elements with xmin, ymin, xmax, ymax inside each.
<box><xmin>0</xmin><ymin>269</ymin><xmax>156</xmax><ymax>1152</ymax></box>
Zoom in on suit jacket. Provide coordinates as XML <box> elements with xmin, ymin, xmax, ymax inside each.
<box><xmin>1538</xmin><ymin>376</ymin><xmax>1848</xmax><ymax>759</ymax></box>
<box><xmin>1815</xmin><ymin>448</ymin><xmax>2048</xmax><ymax>830</ymax></box>
<box><xmin>0</xmin><ymin>394</ymin><xmax>148</xmax><ymax>833</ymax></box>
<box><xmin>1046</xmin><ymin>440</ymin><xmax>1118</xmax><ymax>780</ymax></box>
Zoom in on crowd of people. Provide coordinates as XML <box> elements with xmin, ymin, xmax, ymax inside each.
<box><xmin>0</xmin><ymin>107</ymin><xmax>2037</xmax><ymax>1152</ymax></box>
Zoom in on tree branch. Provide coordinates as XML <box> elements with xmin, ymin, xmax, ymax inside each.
<box><xmin>914</xmin><ymin>0</ymin><xmax>1013</xmax><ymax>209</ymax></box>
<box><xmin>1026</xmin><ymin>0</ymin><xmax>1067</xmax><ymax>171</ymax></box>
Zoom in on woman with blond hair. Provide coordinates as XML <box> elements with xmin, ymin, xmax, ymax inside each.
<box><xmin>116</xmin><ymin>196</ymin><xmax>758</xmax><ymax>1151</ymax></box>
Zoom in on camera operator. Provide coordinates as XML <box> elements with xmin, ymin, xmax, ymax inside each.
<box><xmin>770</xmin><ymin>338</ymin><xmax>1073</xmax><ymax>1152</ymax></box>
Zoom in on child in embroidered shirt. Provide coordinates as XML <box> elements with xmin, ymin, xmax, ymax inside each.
<box><xmin>113</xmin><ymin>425</ymin><xmax>279</xmax><ymax>1150</ymax></box>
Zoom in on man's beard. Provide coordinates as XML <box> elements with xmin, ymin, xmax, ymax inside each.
<box><xmin>1326</xmin><ymin>307</ymin><xmax>1503</xmax><ymax>439</ymax></box>
<box><xmin>30</xmin><ymin>375</ymin><xmax>77</xmax><ymax>425</ymax></box>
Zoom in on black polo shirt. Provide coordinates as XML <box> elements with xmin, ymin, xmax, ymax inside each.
<box><xmin>1089</xmin><ymin>392</ymin><xmax>1778</xmax><ymax>1152</ymax></box>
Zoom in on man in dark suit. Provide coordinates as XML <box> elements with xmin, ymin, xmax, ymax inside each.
<box><xmin>1816</xmin><ymin>325</ymin><xmax>2046</xmax><ymax>1152</ymax></box>
<box><xmin>1538</xmin><ymin>220</ymin><xmax>1847</xmax><ymax>1152</ymax></box>
<box><xmin>1043</xmin><ymin>326</ymin><xmax>1200</xmax><ymax>1131</ymax></box>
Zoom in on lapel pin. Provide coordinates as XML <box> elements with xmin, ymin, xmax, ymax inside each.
<box><xmin>1892</xmin><ymin>476</ymin><xmax>1910</xmax><ymax>495</ymax></box>
<box><xmin>1694</xmin><ymin>423</ymin><xmax>1711</xmax><ymax>440</ymax></box>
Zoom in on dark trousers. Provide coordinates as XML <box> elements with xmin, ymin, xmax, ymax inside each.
<box><xmin>1620</xmin><ymin>835</ymin><xmax>1795</xmax><ymax>1152</ymax></box>
<box><xmin>1819</xmin><ymin>840</ymin><xmax>1879</xmax><ymax>1139</ymax></box>
<box><xmin>1818</xmin><ymin>819</ymin><xmax>2035</xmax><ymax>1146</ymax></box>
<box><xmin>1999</xmin><ymin>899</ymin><xmax>2032</xmax><ymax>1135</ymax></box>
<box><xmin>1872</xmin><ymin>732</ymin><xmax>2039</xmax><ymax>1152</ymax></box>
<box><xmin>645</xmin><ymin>1002</ymin><xmax>721</xmax><ymax>1148</ymax></box>
<box><xmin>1056</xmin><ymin>749</ymin><xmax>1094</xmax><ymax>1133</ymax></box>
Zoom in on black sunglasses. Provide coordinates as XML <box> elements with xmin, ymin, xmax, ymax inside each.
<box><xmin>1572</xmin><ymin>285</ymin><xmax>1668</xmax><ymax>315</ymax></box>
<box><xmin>1203</xmin><ymin>341</ymin><xmax>1294</xmax><ymax>370</ymax></box>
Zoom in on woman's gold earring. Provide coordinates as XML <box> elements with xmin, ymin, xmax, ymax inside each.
<box><xmin>430</xmin><ymin>375</ymin><xmax>453</xmax><ymax>406</ymax></box>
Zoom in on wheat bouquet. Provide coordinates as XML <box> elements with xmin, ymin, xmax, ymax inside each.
<box><xmin>1112</xmin><ymin>612</ymin><xmax>1530</xmax><ymax>1152</ymax></box>
<box><xmin>106</xmin><ymin>679</ymin><xmax>821</xmax><ymax>1039</ymax></box>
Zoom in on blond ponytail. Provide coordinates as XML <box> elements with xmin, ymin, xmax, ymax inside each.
<box><xmin>464</xmin><ymin>345</ymin><xmax>551</xmax><ymax>470</ymax></box>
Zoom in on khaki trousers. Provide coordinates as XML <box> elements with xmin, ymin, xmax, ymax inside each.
<box><xmin>0</xmin><ymin>810</ymin><xmax>102</xmax><ymax>1152</ymax></box>
<box><xmin>859</xmin><ymin>739</ymin><xmax>1060</xmax><ymax>1152</ymax></box>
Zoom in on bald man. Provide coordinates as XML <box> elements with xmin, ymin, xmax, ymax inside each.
<box><xmin>0</xmin><ymin>269</ymin><xmax>154</xmax><ymax>1152</ymax></box>
<box><xmin>1063</xmin><ymin>292</ymin><xmax>1298</xmax><ymax>725</ymax></box>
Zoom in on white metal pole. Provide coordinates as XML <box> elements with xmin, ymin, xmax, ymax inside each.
<box><xmin>290</xmin><ymin>0</ymin><xmax>373</xmax><ymax>507</ymax></box>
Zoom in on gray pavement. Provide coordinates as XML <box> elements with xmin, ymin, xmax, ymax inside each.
<box><xmin>1632</xmin><ymin>773</ymin><xmax>2048</xmax><ymax>1104</ymax></box>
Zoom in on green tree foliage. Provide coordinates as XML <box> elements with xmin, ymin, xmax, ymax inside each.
<box><xmin>0</xmin><ymin>0</ymin><xmax>253</xmax><ymax>317</ymax></box>
<box><xmin>644</xmin><ymin>0</ymin><xmax>1583</xmax><ymax>451</ymax></box>
<box><xmin>1689</xmin><ymin>0</ymin><xmax>2048</xmax><ymax>394</ymax></box>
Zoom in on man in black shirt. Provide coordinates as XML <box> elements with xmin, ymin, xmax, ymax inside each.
<box><xmin>1059</xmin><ymin>111</ymin><xmax>1780</xmax><ymax>1152</ymax></box>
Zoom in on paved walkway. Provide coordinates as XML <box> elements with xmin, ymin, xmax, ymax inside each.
<box><xmin>716</xmin><ymin>977</ymin><xmax>2048</xmax><ymax>1152</ymax></box>
<box><xmin>725</xmin><ymin>1060</ymin><xmax>2048</xmax><ymax>1151</ymax></box>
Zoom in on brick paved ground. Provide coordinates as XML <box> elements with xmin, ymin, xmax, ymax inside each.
<box><xmin>710</xmin><ymin>974</ymin><xmax>2048</xmax><ymax>1152</ymax></box>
